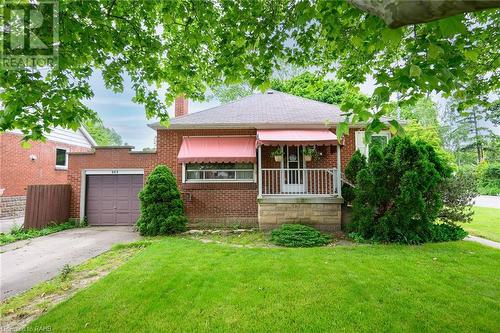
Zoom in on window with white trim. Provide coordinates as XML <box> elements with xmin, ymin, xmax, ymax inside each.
<box><xmin>355</xmin><ymin>131</ymin><xmax>390</xmax><ymax>157</ymax></box>
<box><xmin>55</xmin><ymin>148</ymin><xmax>68</xmax><ymax>169</ymax></box>
<box><xmin>184</xmin><ymin>163</ymin><xmax>255</xmax><ymax>182</ymax></box>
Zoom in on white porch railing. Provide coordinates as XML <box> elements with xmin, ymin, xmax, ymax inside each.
<box><xmin>260</xmin><ymin>168</ymin><xmax>340</xmax><ymax>196</ymax></box>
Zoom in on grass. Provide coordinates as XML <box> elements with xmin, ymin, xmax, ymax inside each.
<box><xmin>463</xmin><ymin>207</ymin><xmax>500</xmax><ymax>242</ymax></box>
<box><xmin>184</xmin><ymin>230</ymin><xmax>271</xmax><ymax>246</ymax></box>
<box><xmin>0</xmin><ymin>220</ymin><xmax>84</xmax><ymax>245</ymax></box>
<box><xmin>25</xmin><ymin>238</ymin><xmax>499</xmax><ymax>332</ymax></box>
<box><xmin>0</xmin><ymin>240</ymin><xmax>152</xmax><ymax>332</ymax></box>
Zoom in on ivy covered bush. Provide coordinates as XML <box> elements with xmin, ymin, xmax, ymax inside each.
<box><xmin>270</xmin><ymin>224</ymin><xmax>331</xmax><ymax>247</ymax></box>
<box><xmin>137</xmin><ymin>165</ymin><xmax>188</xmax><ymax>236</ymax></box>
<box><xmin>349</xmin><ymin>137</ymin><xmax>468</xmax><ymax>244</ymax></box>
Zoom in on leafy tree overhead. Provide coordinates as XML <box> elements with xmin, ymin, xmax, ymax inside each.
<box><xmin>211</xmin><ymin>84</ymin><xmax>254</xmax><ymax>104</ymax></box>
<box><xmin>271</xmin><ymin>72</ymin><xmax>370</xmax><ymax>109</ymax></box>
<box><xmin>84</xmin><ymin>120</ymin><xmax>123</xmax><ymax>146</ymax></box>
<box><xmin>0</xmin><ymin>1</ymin><xmax>498</xmax><ymax>141</ymax></box>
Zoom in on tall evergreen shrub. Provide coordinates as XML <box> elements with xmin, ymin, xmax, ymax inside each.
<box><xmin>137</xmin><ymin>165</ymin><xmax>188</xmax><ymax>236</ymax></box>
<box><xmin>350</xmin><ymin>137</ymin><xmax>452</xmax><ymax>244</ymax></box>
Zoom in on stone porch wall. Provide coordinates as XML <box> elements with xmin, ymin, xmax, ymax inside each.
<box><xmin>0</xmin><ymin>196</ymin><xmax>26</xmax><ymax>219</ymax></box>
<box><xmin>258</xmin><ymin>197</ymin><xmax>343</xmax><ymax>232</ymax></box>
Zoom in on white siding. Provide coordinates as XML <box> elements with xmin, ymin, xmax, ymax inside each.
<box><xmin>7</xmin><ymin>127</ymin><xmax>94</xmax><ymax>148</ymax></box>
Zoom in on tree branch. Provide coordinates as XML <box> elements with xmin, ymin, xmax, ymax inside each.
<box><xmin>348</xmin><ymin>0</ymin><xmax>500</xmax><ymax>28</ymax></box>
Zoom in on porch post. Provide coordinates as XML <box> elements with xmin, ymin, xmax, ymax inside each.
<box><xmin>258</xmin><ymin>145</ymin><xmax>262</xmax><ymax>197</ymax></box>
<box><xmin>336</xmin><ymin>144</ymin><xmax>342</xmax><ymax>197</ymax></box>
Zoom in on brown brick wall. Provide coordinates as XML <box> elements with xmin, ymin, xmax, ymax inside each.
<box><xmin>0</xmin><ymin>132</ymin><xmax>90</xmax><ymax>197</ymax></box>
<box><xmin>67</xmin><ymin>148</ymin><xmax>157</xmax><ymax>218</ymax></box>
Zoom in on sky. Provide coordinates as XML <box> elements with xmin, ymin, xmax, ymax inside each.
<box><xmin>83</xmin><ymin>71</ymin><xmax>221</xmax><ymax>149</ymax></box>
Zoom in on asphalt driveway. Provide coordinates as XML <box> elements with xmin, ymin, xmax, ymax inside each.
<box><xmin>0</xmin><ymin>226</ymin><xmax>140</xmax><ymax>300</ymax></box>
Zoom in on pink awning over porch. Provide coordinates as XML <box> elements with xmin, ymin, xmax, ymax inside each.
<box><xmin>177</xmin><ymin>136</ymin><xmax>256</xmax><ymax>163</ymax></box>
<box><xmin>256</xmin><ymin>129</ymin><xmax>338</xmax><ymax>146</ymax></box>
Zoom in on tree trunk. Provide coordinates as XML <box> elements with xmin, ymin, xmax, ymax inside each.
<box><xmin>471</xmin><ymin>107</ymin><xmax>484</xmax><ymax>163</ymax></box>
<box><xmin>348</xmin><ymin>0</ymin><xmax>500</xmax><ymax>28</ymax></box>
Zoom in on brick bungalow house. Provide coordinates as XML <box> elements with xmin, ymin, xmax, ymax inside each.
<box><xmin>0</xmin><ymin>127</ymin><xmax>96</xmax><ymax>219</ymax></box>
<box><xmin>68</xmin><ymin>91</ymin><xmax>390</xmax><ymax>231</ymax></box>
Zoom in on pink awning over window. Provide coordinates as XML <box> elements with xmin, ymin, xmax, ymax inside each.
<box><xmin>177</xmin><ymin>137</ymin><xmax>256</xmax><ymax>163</ymax></box>
<box><xmin>256</xmin><ymin>129</ymin><xmax>338</xmax><ymax>146</ymax></box>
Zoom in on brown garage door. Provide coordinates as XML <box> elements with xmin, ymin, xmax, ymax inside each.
<box><xmin>86</xmin><ymin>174</ymin><xmax>143</xmax><ymax>225</ymax></box>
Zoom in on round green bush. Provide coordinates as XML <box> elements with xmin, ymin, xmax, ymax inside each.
<box><xmin>137</xmin><ymin>165</ymin><xmax>188</xmax><ymax>236</ymax></box>
<box><xmin>270</xmin><ymin>224</ymin><xmax>331</xmax><ymax>247</ymax></box>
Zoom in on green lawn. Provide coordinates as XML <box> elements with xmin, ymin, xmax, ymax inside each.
<box><xmin>26</xmin><ymin>238</ymin><xmax>499</xmax><ymax>332</ymax></box>
<box><xmin>463</xmin><ymin>207</ymin><xmax>500</xmax><ymax>242</ymax></box>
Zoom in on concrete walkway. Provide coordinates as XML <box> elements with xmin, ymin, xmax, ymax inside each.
<box><xmin>0</xmin><ymin>226</ymin><xmax>140</xmax><ymax>300</ymax></box>
<box><xmin>474</xmin><ymin>195</ymin><xmax>500</xmax><ymax>209</ymax></box>
<box><xmin>464</xmin><ymin>235</ymin><xmax>500</xmax><ymax>249</ymax></box>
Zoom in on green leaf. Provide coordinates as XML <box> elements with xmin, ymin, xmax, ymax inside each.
<box><xmin>336</xmin><ymin>121</ymin><xmax>349</xmax><ymax>139</ymax></box>
<box><xmin>351</xmin><ymin>36</ymin><xmax>363</xmax><ymax>48</ymax></box>
<box><xmin>439</xmin><ymin>16</ymin><xmax>467</xmax><ymax>36</ymax></box>
<box><xmin>381</xmin><ymin>28</ymin><xmax>402</xmax><ymax>45</ymax></box>
<box><xmin>410</xmin><ymin>65</ymin><xmax>421</xmax><ymax>78</ymax></box>
<box><xmin>21</xmin><ymin>141</ymin><xmax>31</xmax><ymax>149</ymax></box>
<box><xmin>428</xmin><ymin>44</ymin><xmax>443</xmax><ymax>59</ymax></box>
<box><xmin>367</xmin><ymin>117</ymin><xmax>385</xmax><ymax>133</ymax></box>
<box><xmin>372</xmin><ymin>86</ymin><xmax>390</xmax><ymax>104</ymax></box>
<box><xmin>464</xmin><ymin>50</ymin><xmax>479</xmax><ymax>61</ymax></box>
<box><xmin>388</xmin><ymin>119</ymin><xmax>403</xmax><ymax>135</ymax></box>
<box><xmin>235</xmin><ymin>37</ymin><xmax>246</xmax><ymax>48</ymax></box>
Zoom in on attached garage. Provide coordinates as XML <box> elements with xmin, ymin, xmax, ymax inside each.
<box><xmin>85</xmin><ymin>172</ymin><xmax>143</xmax><ymax>226</ymax></box>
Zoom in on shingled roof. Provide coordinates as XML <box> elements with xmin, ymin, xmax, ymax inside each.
<box><xmin>149</xmin><ymin>90</ymin><xmax>349</xmax><ymax>130</ymax></box>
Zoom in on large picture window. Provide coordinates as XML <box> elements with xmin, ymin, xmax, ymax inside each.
<box><xmin>185</xmin><ymin>163</ymin><xmax>255</xmax><ymax>182</ymax></box>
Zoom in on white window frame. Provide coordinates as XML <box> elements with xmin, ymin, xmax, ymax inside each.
<box><xmin>182</xmin><ymin>163</ymin><xmax>257</xmax><ymax>183</ymax></box>
<box><xmin>55</xmin><ymin>147</ymin><xmax>68</xmax><ymax>170</ymax></box>
<box><xmin>355</xmin><ymin>130</ymin><xmax>391</xmax><ymax>157</ymax></box>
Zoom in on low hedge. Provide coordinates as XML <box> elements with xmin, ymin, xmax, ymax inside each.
<box><xmin>429</xmin><ymin>224</ymin><xmax>468</xmax><ymax>242</ymax></box>
<box><xmin>270</xmin><ymin>224</ymin><xmax>331</xmax><ymax>247</ymax></box>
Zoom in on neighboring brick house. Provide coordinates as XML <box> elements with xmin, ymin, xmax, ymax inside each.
<box><xmin>68</xmin><ymin>91</ymin><xmax>390</xmax><ymax>231</ymax></box>
<box><xmin>0</xmin><ymin>127</ymin><xmax>96</xmax><ymax>219</ymax></box>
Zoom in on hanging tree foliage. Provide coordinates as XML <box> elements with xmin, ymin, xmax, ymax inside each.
<box><xmin>1</xmin><ymin>0</ymin><xmax>498</xmax><ymax>141</ymax></box>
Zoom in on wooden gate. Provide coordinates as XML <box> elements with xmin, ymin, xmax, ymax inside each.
<box><xmin>24</xmin><ymin>184</ymin><xmax>71</xmax><ymax>229</ymax></box>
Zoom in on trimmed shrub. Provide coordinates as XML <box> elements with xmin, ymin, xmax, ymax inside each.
<box><xmin>429</xmin><ymin>224</ymin><xmax>468</xmax><ymax>242</ymax></box>
<box><xmin>270</xmin><ymin>224</ymin><xmax>331</xmax><ymax>247</ymax></box>
<box><xmin>349</xmin><ymin>137</ymin><xmax>452</xmax><ymax>244</ymax></box>
<box><xmin>341</xmin><ymin>150</ymin><xmax>366</xmax><ymax>204</ymax></box>
<box><xmin>137</xmin><ymin>165</ymin><xmax>188</xmax><ymax>236</ymax></box>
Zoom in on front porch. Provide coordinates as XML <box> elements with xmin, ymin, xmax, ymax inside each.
<box><xmin>255</xmin><ymin>129</ymin><xmax>344</xmax><ymax>231</ymax></box>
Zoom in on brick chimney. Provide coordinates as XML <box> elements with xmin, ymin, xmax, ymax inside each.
<box><xmin>174</xmin><ymin>95</ymin><xmax>188</xmax><ymax>117</ymax></box>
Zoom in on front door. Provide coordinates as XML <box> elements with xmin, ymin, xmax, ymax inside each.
<box><xmin>282</xmin><ymin>146</ymin><xmax>306</xmax><ymax>193</ymax></box>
